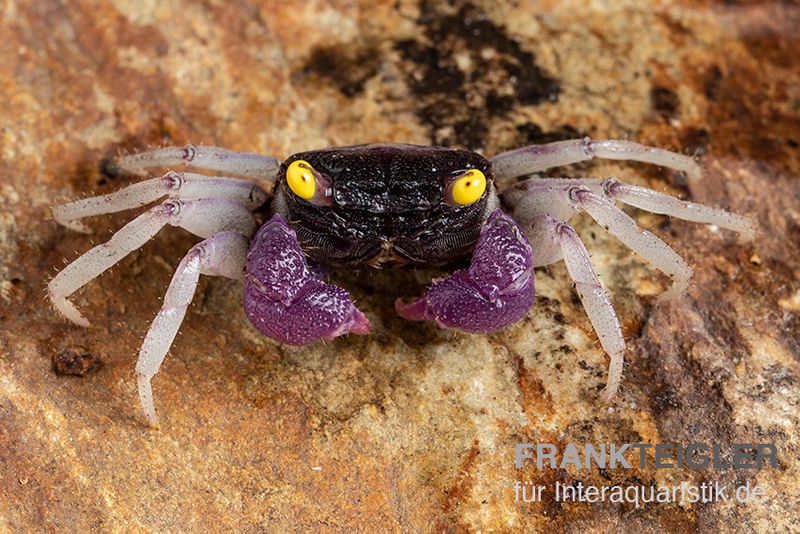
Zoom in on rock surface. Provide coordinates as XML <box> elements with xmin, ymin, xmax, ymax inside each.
<box><xmin>1</xmin><ymin>0</ymin><xmax>798</xmax><ymax>531</ymax></box>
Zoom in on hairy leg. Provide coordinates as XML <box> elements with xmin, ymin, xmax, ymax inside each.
<box><xmin>136</xmin><ymin>231</ymin><xmax>250</xmax><ymax>425</ymax></box>
<box><xmin>395</xmin><ymin>209</ymin><xmax>534</xmax><ymax>333</ymax></box>
<box><xmin>112</xmin><ymin>144</ymin><xmax>281</xmax><ymax>180</ymax></box>
<box><xmin>599</xmin><ymin>178</ymin><xmax>755</xmax><ymax>240</ymax></box>
<box><xmin>528</xmin><ymin>185</ymin><xmax>694</xmax><ymax>300</ymax></box>
<box><xmin>526</xmin><ymin>214</ymin><xmax>625</xmax><ymax>400</ymax></box>
<box><xmin>54</xmin><ymin>171</ymin><xmax>268</xmax><ymax>233</ymax></box>
<box><xmin>505</xmin><ymin>177</ymin><xmax>754</xmax><ymax>240</ymax></box>
<box><xmin>505</xmin><ymin>177</ymin><xmax>754</xmax><ymax>299</ymax></box>
<box><xmin>49</xmin><ymin>198</ymin><xmax>256</xmax><ymax>325</ymax></box>
<box><xmin>504</xmin><ymin>174</ymin><xmax>754</xmax><ymax>400</ymax></box>
<box><xmin>243</xmin><ymin>214</ymin><xmax>370</xmax><ymax>345</ymax></box>
<box><xmin>491</xmin><ymin>137</ymin><xmax>702</xmax><ymax>184</ymax></box>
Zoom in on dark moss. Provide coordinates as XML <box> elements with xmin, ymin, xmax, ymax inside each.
<box><xmin>516</xmin><ymin>123</ymin><xmax>582</xmax><ymax>145</ymax></box>
<box><xmin>301</xmin><ymin>42</ymin><xmax>382</xmax><ymax>97</ymax></box>
<box><xmin>395</xmin><ymin>1</ymin><xmax>560</xmax><ymax>148</ymax></box>
<box><xmin>650</xmin><ymin>85</ymin><xmax>680</xmax><ymax>119</ymax></box>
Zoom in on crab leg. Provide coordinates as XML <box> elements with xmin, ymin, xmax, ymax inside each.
<box><xmin>113</xmin><ymin>144</ymin><xmax>281</xmax><ymax>180</ymax></box>
<box><xmin>243</xmin><ymin>214</ymin><xmax>371</xmax><ymax>345</ymax></box>
<box><xmin>530</xmin><ymin>214</ymin><xmax>625</xmax><ymax>401</ymax></box>
<box><xmin>48</xmin><ymin>198</ymin><xmax>256</xmax><ymax>326</ymax></box>
<box><xmin>573</xmin><ymin>187</ymin><xmax>696</xmax><ymax>300</ymax></box>
<box><xmin>519</xmin><ymin>184</ymin><xmax>694</xmax><ymax>300</ymax></box>
<box><xmin>53</xmin><ymin>172</ymin><xmax>269</xmax><ymax>233</ymax></box>
<box><xmin>506</xmin><ymin>177</ymin><xmax>756</xmax><ymax>300</ymax></box>
<box><xmin>505</xmin><ymin>177</ymin><xmax>755</xmax><ymax>240</ymax></box>
<box><xmin>505</xmin><ymin>175</ymin><xmax>757</xmax><ymax>400</ymax></box>
<box><xmin>598</xmin><ymin>178</ymin><xmax>755</xmax><ymax>240</ymax></box>
<box><xmin>491</xmin><ymin>137</ymin><xmax>702</xmax><ymax>184</ymax></box>
<box><xmin>504</xmin><ymin>179</ymin><xmax>753</xmax><ymax>401</ymax></box>
<box><xmin>136</xmin><ymin>231</ymin><xmax>250</xmax><ymax>425</ymax></box>
<box><xmin>395</xmin><ymin>209</ymin><xmax>534</xmax><ymax>333</ymax></box>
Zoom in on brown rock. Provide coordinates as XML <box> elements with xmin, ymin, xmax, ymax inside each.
<box><xmin>1</xmin><ymin>0</ymin><xmax>798</xmax><ymax>531</ymax></box>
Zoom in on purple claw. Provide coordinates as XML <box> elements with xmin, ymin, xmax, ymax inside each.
<box><xmin>396</xmin><ymin>209</ymin><xmax>534</xmax><ymax>333</ymax></box>
<box><xmin>244</xmin><ymin>214</ymin><xmax>370</xmax><ymax>345</ymax></box>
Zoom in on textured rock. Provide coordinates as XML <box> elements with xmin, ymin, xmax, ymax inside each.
<box><xmin>1</xmin><ymin>0</ymin><xmax>798</xmax><ymax>531</ymax></box>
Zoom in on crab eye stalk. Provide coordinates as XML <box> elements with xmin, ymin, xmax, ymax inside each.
<box><xmin>447</xmin><ymin>169</ymin><xmax>487</xmax><ymax>206</ymax></box>
<box><xmin>285</xmin><ymin>160</ymin><xmax>333</xmax><ymax>205</ymax></box>
<box><xmin>286</xmin><ymin>160</ymin><xmax>317</xmax><ymax>199</ymax></box>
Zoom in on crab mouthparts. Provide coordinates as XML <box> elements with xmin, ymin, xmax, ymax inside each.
<box><xmin>365</xmin><ymin>238</ymin><xmax>410</xmax><ymax>268</ymax></box>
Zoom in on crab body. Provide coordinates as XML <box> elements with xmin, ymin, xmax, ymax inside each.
<box><xmin>48</xmin><ymin>138</ymin><xmax>755</xmax><ymax>424</ymax></box>
<box><xmin>272</xmin><ymin>144</ymin><xmax>497</xmax><ymax>268</ymax></box>
<box><xmin>246</xmin><ymin>143</ymin><xmax>532</xmax><ymax>345</ymax></box>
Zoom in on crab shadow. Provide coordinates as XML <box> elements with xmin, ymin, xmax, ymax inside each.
<box><xmin>328</xmin><ymin>266</ymin><xmax>454</xmax><ymax>349</ymax></box>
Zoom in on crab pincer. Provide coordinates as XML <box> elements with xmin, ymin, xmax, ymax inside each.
<box><xmin>243</xmin><ymin>214</ymin><xmax>371</xmax><ymax>345</ymax></box>
<box><xmin>396</xmin><ymin>209</ymin><xmax>534</xmax><ymax>333</ymax></box>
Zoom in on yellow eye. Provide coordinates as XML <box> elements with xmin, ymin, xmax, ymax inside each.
<box><xmin>286</xmin><ymin>160</ymin><xmax>316</xmax><ymax>200</ymax></box>
<box><xmin>451</xmin><ymin>169</ymin><xmax>487</xmax><ymax>205</ymax></box>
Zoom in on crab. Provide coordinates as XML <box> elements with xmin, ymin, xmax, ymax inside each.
<box><xmin>48</xmin><ymin>139</ymin><xmax>754</xmax><ymax>424</ymax></box>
